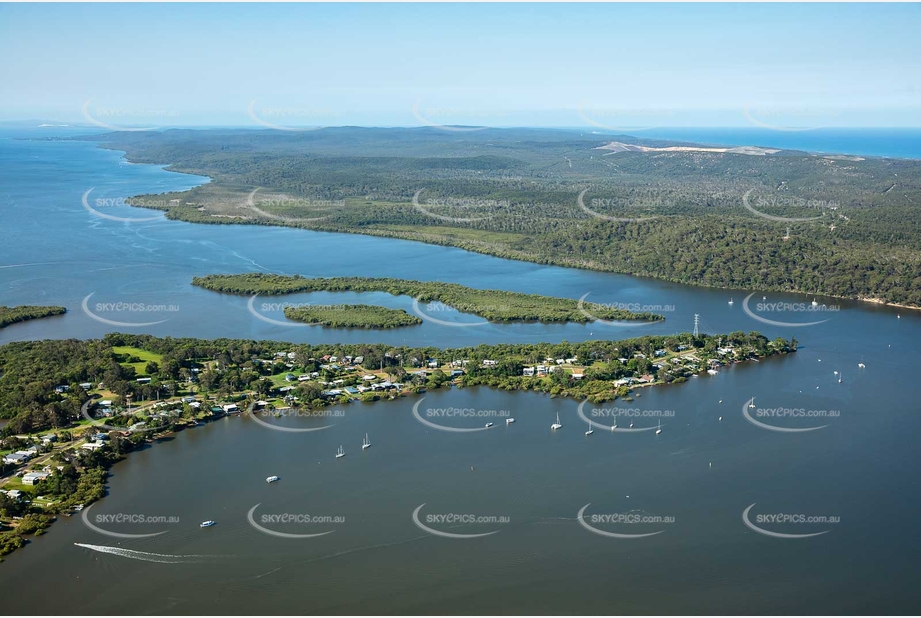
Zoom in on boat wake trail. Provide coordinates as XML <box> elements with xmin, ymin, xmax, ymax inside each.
<box><xmin>74</xmin><ymin>543</ymin><xmax>222</xmax><ymax>563</ymax></box>
<box><xmin>217</xmin><ymin>534</ymin><xmax>434</xmax><ymax>584</ymax></box>
<box><xmin>230</xmin><ymin>250</ymin><xmax>270</xmax><ymax>272</ymax></box>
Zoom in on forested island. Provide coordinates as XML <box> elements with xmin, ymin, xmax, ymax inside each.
<box><xmin>78</xmin><ymin>127</ymin><xmax>921</xmax><ymax>307</ymax></box>
<box><xmin>0</xmin><ymin>305</ymin><xmax>66</xmax><ymax>329</ymax></box>
<box><xmin>283</xmin><ymin>304</ymin><xmax>422</xmax><ymax>328</ymax></box>
<box><xmin>192</xmin><ymin>273</ymin><xmax>665</xmax><ymax>323</ymax></box>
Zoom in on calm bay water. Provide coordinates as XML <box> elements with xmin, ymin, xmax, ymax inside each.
<box><xmin>1</xmin><ymin>128</ymin><xmax>920</xmax><ymax>614</ymax></box>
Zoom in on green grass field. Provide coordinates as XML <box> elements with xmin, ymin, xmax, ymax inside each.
<box><xmin>111</xmin><ymin>346</ymin><xmax>164</xmax><ymax>377</ymax></box>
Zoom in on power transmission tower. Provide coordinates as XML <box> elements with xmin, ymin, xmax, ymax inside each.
<box><xmin>693</xmin><ymin>314</ymin><xmax>700</xmax><ymax>338</ymax></box>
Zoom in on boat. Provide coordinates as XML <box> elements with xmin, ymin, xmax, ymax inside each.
<box><xmin>655</xmin><ymin>420</ymin><xmax>662</xmax><ymax>435</ymax></box>
<box><xmin>707</xmin><ymin>369</ymin><xmax>718</xmax><ymax>375</ymax></box>
<box><xmin>200</xmin><ymin>520</ymin><xmax>216</xmax><ymax>528</ymax></box>
<box><xmin>749</xmin><ymin>397</ymin><xmax>756</xmax><ymax>409</ymax></box>
<box><xmin>73</xmin><ymin>504</ymin><xmax>84</xmax><ymax>512</ymax></box>
<box><xmin>362</xmin><ymin>433</ymin><xmax>371</xmax><ymax>449</ymax></box>
<box><xmin>629</xmin><ymin>420</ymin><xmax>634</xmax><ymax>428</ymax></box>
<box><xmin>811</xmin><ymin>298</ymin><xmax>819</xmax><ymax>306</ymax></box>
<box><xmin>551</xmin><ymin>412</ymin><xmax>562</xmax><ymax>430</ymax></box>
<box><xmin>506</xmin><ymin>418</ymin><xmax>515</xmax><ymax>424</ymax></box>
<box><xmin>858</xmin><ymin>363</ymin><xmax>866</xmax><ymax>368</ymax></box>
<box><xmin>485</xmin><ymin>422</ymin><xmax>494</xmax><ymax>428</ymax></box>
<box><xmin>728</xmin><ymin>297</ymin><xmax>734</xmax><ymax>305</ymax></box>
<box><xmin>266</xmin><ymin>475</ymin><xmax>280</xmax><ymax>483</ymax></box>
<box><xmin>838</xmin><ymin>373</ymin><xmax>842</xmax><ymax>384</ymax></box>
<box><xmin>335</xmin><ymin>445</ymin><xmax>345</xmax><ymax>459</ymax></box>
<box><xmin>585</xmin><ymin>422</ymin><xmax>594</xmax><ymax>436</ymax></box>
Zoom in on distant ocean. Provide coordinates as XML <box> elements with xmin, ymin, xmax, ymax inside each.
<box><xmin>613</xmin><ymin>127</ymin><xmax>921</xmax><ymax>160</ymax></box>
<box><xmin>4</xmin><ymin>125</ymin><xmax>921</xmax><ymax>160</ymax></box>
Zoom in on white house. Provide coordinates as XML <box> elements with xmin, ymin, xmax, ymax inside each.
<box><xmin>2</xmin><ymin>452</ymin><xmax>30</xmax><ymax>465</ymax></box>
<box><xmin>22</xmin><ymin>471</ymin><xmax>51</xmax><ymax>485</ymax></box>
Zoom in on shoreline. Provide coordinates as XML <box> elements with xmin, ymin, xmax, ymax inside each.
<box><xmin>0</xmin><ymin>332</ymin><xmax>794</xmax><ymax>558</ymax></box>
<box><xmin>61</xmin><ymin>135</ymin><xmax>920</xmax><ymax>312</ymax></box>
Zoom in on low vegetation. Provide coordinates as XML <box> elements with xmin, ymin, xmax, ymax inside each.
<box><xmin>192</xmin><ymin>274</ymin><xmax>665</xmax><ymax>323</ymax></box>
<box><xmin>0</xmin><ymin>305</ymin><xmax>66</xmax><ymax>329</ymax></box>
<box><xmin>84</xmin><ymin>127</ymin><xmax>921</xmax><ymax>307</ymax></box>
<box><xmin>283</xmin><ymin>304</ymin><xmax>422</xmax><ymax>328</ymax></box>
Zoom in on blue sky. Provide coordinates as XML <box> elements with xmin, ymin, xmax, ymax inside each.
<box><xmin>1</xmin><ymin>2</ymin><xmax>920</xmax><ymax>128</ymax></box>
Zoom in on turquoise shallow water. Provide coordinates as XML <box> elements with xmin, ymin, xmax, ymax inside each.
<box><xmin>0</xmin><ymin>128</ymin><xmax>919</xmax><ymax>614</ymax></box>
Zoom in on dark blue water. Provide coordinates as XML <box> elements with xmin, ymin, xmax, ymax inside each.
<box><xmin>635</xmin><ymin>127</ymin><xmax>921</xmax><ymax>159</ymax></box>
<box><xmin>1</xmin><ymin>128</ymin><xmax>920</xmax><ymax>614</ymax></box>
